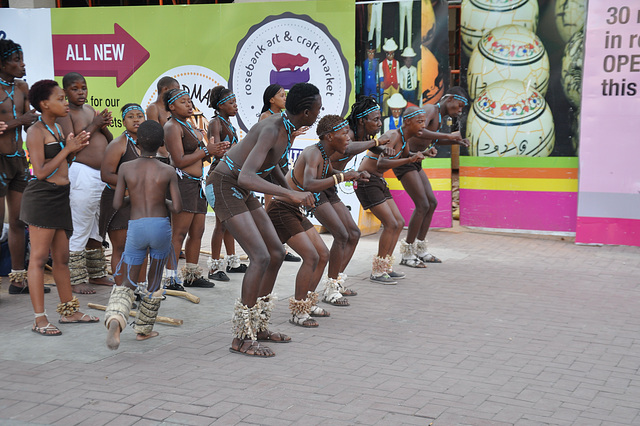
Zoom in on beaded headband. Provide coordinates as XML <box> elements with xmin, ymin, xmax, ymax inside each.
<box><xmin>448</xmin><ymin>94</ymin><xmax>469</xmax><ymax>105</ymax></box>
<box><xmin>403</xmin><ymin>109</ymin><xmax>426</xmax><ymax>120</ymax></box>
<box><xmin>216</xmin><ymin>93</ymin><xmax>235</xmax><ymax>107</ymax></box>
<box><xmin>1</xmin><ymin>46</ymin><xmax>22</xmax><ymax>59</ymax></box>
<box><xmin>121</xmin><ymin>105</ymin><xmax>145</xmax><ymax>120</ymax></box>
<box><xmin>355</xmin><ymin>105</ymin><xmax>380</xmax><ymax>119</ymax></box>
<box><xmin>168</xmin><ymin>90</ymin><xmax>189</xmax><ymax>105</ymax></box>
<box><xmin>318</xmin><ymin>119</ymin><xmax>349</xmax><ymax>137</ymax></box>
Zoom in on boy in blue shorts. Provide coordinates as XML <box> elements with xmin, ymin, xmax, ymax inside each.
<box><xmin>104</xmin><ymin>120</ymin><xmax>182</xmax><ymax>350</ymax></box>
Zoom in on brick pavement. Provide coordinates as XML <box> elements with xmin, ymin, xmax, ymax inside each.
<box><xmin>1</xmin><ymin>220</ymin><xmax>639</xmax><ymax>425</ymax></box>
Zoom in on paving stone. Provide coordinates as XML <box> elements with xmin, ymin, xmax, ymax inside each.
<box><xmin>1</xmin><ymin>223</ymin><xmax>639</xmax><ymax>425</ymax></box>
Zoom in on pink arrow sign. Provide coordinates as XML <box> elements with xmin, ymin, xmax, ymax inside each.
<box><xmin>52</xmin><ymin>23</ymin><xmax>149</xmax><ymax>87</ymax></box>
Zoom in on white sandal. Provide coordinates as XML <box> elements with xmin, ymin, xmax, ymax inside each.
<box><xmin>289</xmin><ymin>313</ymin><xmax>318</xmax><ymax>328</ymax></box>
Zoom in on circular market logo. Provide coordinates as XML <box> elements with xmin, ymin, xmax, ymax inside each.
<box><xmin>229</xmin><ymin>12</ymin><xmax>351</xmax><ymax>132</ymax></box>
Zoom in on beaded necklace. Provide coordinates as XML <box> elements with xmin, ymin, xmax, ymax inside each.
<box><xmin>172</xmin><ymin>116</ymin><xmax>200</xmax><ymax>143</ymax></box>
<box><xmin>38</xmin><ymin>117</ymin><xmax>65</xmax><ymax>179</ymax></box>
<box><xmin>217</xmin><ymin>115</ymin><xmax>238</xmax><ymax>145</ymax></box>
<box><xmin>0</xmin><ymin>76</ymin><xmax>20</xmax><ymax>153</ymax></box>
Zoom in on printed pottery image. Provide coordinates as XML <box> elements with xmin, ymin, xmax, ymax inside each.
<box><xmin>467</xmin><ymin>79</ymin><xmax>555</xmax><ymax>157</ymax></box>
<box><xmin>555</xmin><ymin>0</ymin><xmax>587</xmax><ymax>43</ymax></box>
<box><xmin>420</xmin><ymin>46</ymin><xmax>445</xmax><ymax>104</ymax></box>
<box><xmin>467</xmin><ymin>24</ymin><xmax>549</xmax><ymax>99</ymax></box>
<box><xmin>461</xmin><ymin>0</ymin><xmax>539</xmax><ymax>57</ymax></box>
<box><xmin>561</xmin><ymin>28</ymin><xmax>584</xmax><ymax>109</ymax></box>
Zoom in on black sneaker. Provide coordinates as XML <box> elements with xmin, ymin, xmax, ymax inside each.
<box><xmin>226</xmin><ymin>264</ymin><xmax>248</xmax><ymax>273</ymax></box>
<box><xmin>284</xmin><ymin>251</ymin><xmax>301</xmax><ymax>262</ymax></box>
<box><xmin>163</xmin><ymin>277</ymin><xmax>186</xmax><ymax>292</ymax></box>
<box><xmin>9</xmin><ymin>284</ymin><xmax>51</xmax><ymax>294</ymax></box>
<box><xmin>208</xmin><ymin>270</ymin><xmax>230</xmax><ymax>281</ymax></box>
<box><xmin>184</xmin><ymin>276</ymin><xmax>215</xmax><ymax>288</ymax></box>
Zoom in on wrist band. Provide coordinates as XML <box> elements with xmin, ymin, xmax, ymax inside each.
<box><xmin>201</xmin><ymin>146</ymin><xmax>210</xmax><ymax>157</ymax></box>
<box><xmin>339</xmin><ymin>173</ymin><xmax>344</xmax><ymax>183</ymax></box>
<box><xmin>374</xmin><ymin>138</ymin><xmax>379</xmax><ymax>147</ymax></box>
<box><xmin>332</xmin><ymin>174</ymin><xmax>339</xmax><ymax>186</ymax></box>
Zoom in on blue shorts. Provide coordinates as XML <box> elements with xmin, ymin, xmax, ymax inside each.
<box><xmin>121</xmin><ymin>217</ymin><xmax>172</xmax><ymax>265</ymax></box>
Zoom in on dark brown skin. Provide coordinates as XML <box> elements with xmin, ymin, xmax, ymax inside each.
<box><xmin>357</xmin><ymin>107</ymin><xmax>427</xmax><ymax>259</ymax></box>
<box><xmin>0</xmin><ymin>51</ymin><xmax>37</xmax><ymax>281</ymax></box>
<box><xmin>163</xmin><ymin>93</ymin><xmax>222</xmax><ymax>269</ymax></box>
<box><xmin>100</xmin><ymin>109</ymin><xmax>145</xmax><ymax>285</ymax></box>
<box><xmin>408</xmin><ymin>96</ymin><xmax>470</xmax><ymax>152</ymax></box>
<box><xmin>283</xmin><ymin>125</ymin><xmax>368</xmax><ymax>304</ymax></box>
<box><xmin>146</xmin><ymin>81</ymin><xmax>179</xmax><ymax>159</ymax></box>
<box><xmin>108</xmin><ymin>151</ymin><xmax>182</xmax><ymax>348</ymax></box>
<box><xmin>218</xmin><ymin>94</ymin><xmax>322</xmax><ymax>357</ymax></box>
<box><xmin>0</xmin><ymin>51</ymin><xmax>36</xmax><ymax>155</ymax></box>
<box><xmin>113</xmin><ymin>156</ymin><xmax>181</xmax><ymax>218</ymax></box>
<box><xmin>331</xmin><ymin>109</ymin><xmax>394</xmax><ymax>172</ymax></box>
<box><xmin>57</xmin><ymin>78</ymin><xmax>113</xmax><ymax>170</ymax></box>
<box><xmin>26</xmin><ymin>85</ymin><xmax>94</xmax><ymax>332</ymax></box>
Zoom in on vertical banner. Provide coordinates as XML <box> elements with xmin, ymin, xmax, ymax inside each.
<box><xmin>1</xmin><ymin>9</ymin><xmax>54</xmax><ymax>87</ymax></box>
<box><xmin>355</xmin><ymin>0</ymin><xmax>452</xmax><ymax>228</ymax></box>
<box><xmin>576</xmin><ymin>0</ymin><xmax>640</xmax><ymax>246</ymax></box>
<box><xmin>459</xmin><ymin>0</ymin><xmax>585</xmax><ymax>233</ymax></box>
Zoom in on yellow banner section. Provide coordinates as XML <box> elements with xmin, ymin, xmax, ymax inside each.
<box><xmin>461</xmin><ymin>176</ymin><xmax>578</xmax><ymax>192</ymax></box>
<box><xmin>388</xmin><ymin>178</ymin><xmax>451</xmax><ymax>191</ymax></box>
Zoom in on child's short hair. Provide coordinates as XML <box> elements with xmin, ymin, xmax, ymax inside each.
<box><xmin>62</xmin><ymin>72</ymin><xmax>85</xmax><ymax>89</ymax></box>
<box><xmin>137</xmin><ymin>120</ymin><xmax>164</xmax><ymax>152</ymax></box>
<box><xmin>157</xmin><ymin>76</ymin><xmax>178</xmax><ymax>91</ymax></box>
<box><xmin>316</xmin><ymin>114</ymin><xmax>345</xmax><ymax>139</ymax></box>
<box><xmin>28</xmin><ymin>80</ymin><xmax>60</xmax><ymax>113</ymax></box>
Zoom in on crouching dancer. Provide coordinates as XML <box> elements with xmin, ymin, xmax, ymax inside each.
<box><xmin>355</xmin><ymin>106</ymin><xmax>427</xmax><ymax>283</ymax></box>
<box><xmin>209</xmin><ymin>83</ymin><xmax>318</xmax><ymax>357</ymax></box>
<box><xmin>269</xmin><ymin>115</ymin><xmax>368</xmax><ymax>325</ymax></box>
<box><xmin>105</xmin><ymin>121</ymin><xmax>182</xmax><ymax>350</ymax></box>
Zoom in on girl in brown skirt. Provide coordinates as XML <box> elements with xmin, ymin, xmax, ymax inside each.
<box><xmin>163</xmin><ymin>89</ymin><xmax>221</xmax><ymax>288</ymax></box>
<box><xmin>21</xmin><ymin>79</ymin><xmax>98</xmax><ymax>336</ymax></box>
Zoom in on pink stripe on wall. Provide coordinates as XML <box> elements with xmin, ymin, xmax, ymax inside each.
<box><xmin>390</xmin><ymin>189</ymin><xmax>452</xmax><ymax>229</ymax></box>
<box><xmin>460</xmin><ymin>189</ymin><xmax>577</xmax><ymax>232</ymax></box>
<box><xmin>576</xmin><ymin>217</ymin><xmax>640</xmax><ymax>247</ymax></box>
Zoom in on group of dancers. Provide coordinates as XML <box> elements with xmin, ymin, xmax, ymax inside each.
<box><xmin>0</xmin><ymin>38</ymin><xmax>469</xmax><ymax>357</ymax></box>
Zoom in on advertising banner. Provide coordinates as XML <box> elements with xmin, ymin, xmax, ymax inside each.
<box><xmin>576</xmin><ymin>0</ymin><xmax>640</xmax><ymax>246</ymax></box>
<box><xmin>4</xmin><ymin>2</ymin><xmax>356</xmax><ymax>225</ymax></box>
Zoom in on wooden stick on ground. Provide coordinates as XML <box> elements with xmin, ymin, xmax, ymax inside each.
<box><xmin>87</xmin><ymin>303</ymin><xmax>183</xmax><ymax>326</ymax></box>
<box><xmin>164</xmin><ymin>289</ymin><xmax>200</xmax><ymax>304</ymax></box>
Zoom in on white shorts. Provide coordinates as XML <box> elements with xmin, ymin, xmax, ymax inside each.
<box><xmin>68</xmin><ymin>162</ymin><xmax>105</xmax><ymax>251</ymax></box>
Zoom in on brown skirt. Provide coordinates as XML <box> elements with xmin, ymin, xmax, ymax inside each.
<box><xmin>266</xmin><ymin>199</ymin><xmax>314</xmax><ymax>244</ymax></box>
<box><xmin>20</xmin><ymin>179</ymin><xmax>73</xmax><ymax>238</ymax></box>
<box><xmin>99</xmin><ymin>186</ymin><xmax>131</xmax><ymax>238</ymax></box>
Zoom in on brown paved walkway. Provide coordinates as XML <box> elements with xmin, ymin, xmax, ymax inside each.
<box><xmin>1</xmin><ymin>220</ymin><xmax>639</xmax><ymax>425</ymax></box>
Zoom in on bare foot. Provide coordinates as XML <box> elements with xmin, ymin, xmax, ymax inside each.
<box><xmin>136</xmin><ymin>331</ymin><xmax>159</xmax><ymax>341</ymax></box>
<box><xmin>72</xmin><ymin>283</ymin><xmax>96</xmax><ymax>294</ymax></box>
<box><xmin>89</xmin><ymin>275</ymin><xmax>115</xmax><ymax>286</ymax></box>
<box><xmin>106</xmin><ymin>320</ymin><xmax>121</xmax><ymax>350</ymax></box>
<box><xmin>229</xmin><ymin>338</ymin><xmax>275</xmax><ymax>357</ymax></box>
